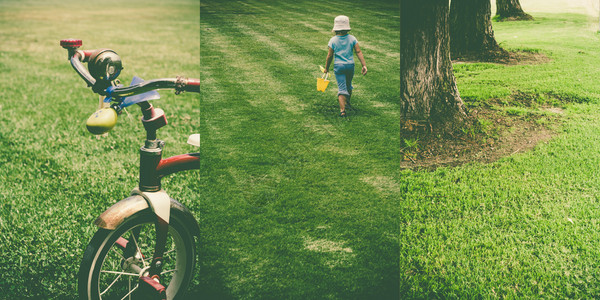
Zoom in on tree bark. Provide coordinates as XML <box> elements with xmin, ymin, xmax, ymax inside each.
<box><xmin>400</xmin><ymin>0</ymin><xmax>467</xmax><ymax>132</ymax></box>
<box><xmin>495</xmin><ymin>0</ymin><xmax>533</xmax><ymax>21</ymax></box>
<box><xmin>450</xmin><ymin>0</ymin><xmax>506</xmax><ymax>60</ymax></box>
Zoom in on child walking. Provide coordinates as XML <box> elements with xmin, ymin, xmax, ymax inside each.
<box><xmin>324</xmin><ymin>15</ymin><xmax>367</xmax><ymax>117</ymax></box>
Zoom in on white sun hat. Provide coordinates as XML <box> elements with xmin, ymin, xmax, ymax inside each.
<box><xmin>332</xmin><ymin>15</ymin><xmax>351</xmax><ymax>32</ymax></box>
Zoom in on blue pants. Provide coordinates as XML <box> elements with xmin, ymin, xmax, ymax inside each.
<box><xmin>334</xmin><ymin>63</ymin><xmax>354</xmax><ymax>96</ymax></box>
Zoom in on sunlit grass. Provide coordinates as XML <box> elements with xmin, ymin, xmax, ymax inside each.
<box><xmin>0</xmin><ymin>0</ymin><xmax>199</xmax><ymax>298</ymax></box>
<box><xmin>401</xmin><ymin>11</ymin><xmax>600</xmax><ymax>298</ymax></box>
<box><xmin>0</xmin><ymin>0</ymin><xmax>400</xmax><ymax>298</ymax></box>
<box><xmin>200</xmin><ymin>0</ymin><xmax>399</xmax><ymax>298</ymax></box>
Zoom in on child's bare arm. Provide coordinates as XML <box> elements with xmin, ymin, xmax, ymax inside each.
<box><xmin>325</xmin><ymin>47</ymin><xmax>334</xmax><ymax>73</ymax></box>
<box><xmin>354</xmin><ymin>43</ymin><xmax>367</xmax><ymax>75</ymax></box>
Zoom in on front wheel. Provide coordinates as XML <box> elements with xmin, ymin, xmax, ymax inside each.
<box><xmin>78</xmin><ymin>208</ymin><xmax>196</xmax><ymax>300</ymax></box>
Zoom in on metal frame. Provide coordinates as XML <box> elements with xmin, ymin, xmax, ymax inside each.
<box><xmin>62</xmin><ymin>39</ymin><xmax>200</xmax><ymax>298</ymax></box>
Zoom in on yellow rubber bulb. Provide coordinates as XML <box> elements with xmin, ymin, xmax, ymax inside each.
<box><xmin>86</xmin><ymin>107</ymin><xmax>117</xmax><ymax>135</ymax></box>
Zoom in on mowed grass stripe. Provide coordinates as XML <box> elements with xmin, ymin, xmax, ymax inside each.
<box><xmin>236</xmin><ymin>9</ymin><xmax>397</xmax><ymax>65</ymax></box>
<box><xmin>200</xmin><ymin>26</ymin><xmax>306</xmax><ymax>116</ymax></box>
<box><xmin>232</xmin><ymin>0</ymin><xmax>399</xmax><ymax>53</ymax></box>
<box><xmin>202</xmin><ymin>13</ymin><xmax>349</xmax><ymax>137</ymax></box>
<box><xmin>201</xmin><ymin>24</ymin><xmax>341</xmax><ymax>178</ymax></box>
<box><xmin>208</xmin><ymin>5</ymin><xmax>399</xmax><ymax>112</ymax></box>
<box><xmin>260</xmin><ymin>2</ymin><xmax>399</xmax><ymax>60</ymax></box>
<box><xmin>199</xmin><ymin>4</ymin><xmax>400</xmax><ymax>197</ymax></box>
<box><xmin>201</xmin><ymin>11</ymin><xmax>321</xmax><ymax>114</ymax></box>
<box><xmin>199</xmin><ymin>31</ymin><xmax>286</xmax><ymax>152</ymax></box>
<box><xmin>305</xmin><ymin>0</ymin><xmax>401</xmax><ymax>20</ymax></box>
<box><xmin>232</xmin><ymin>22</ymin><xmax>315</xmax><ymax>73</ymax></box>
<box><xmin>242</xmin><ymin>2</ymin><xmax>400</xmax><ymax>102</ymax></box>
<box><xmin>200</xmin><ymin>1</ymin><xmax>399</xmax><ymax>297</ymax></box>
<box><xmin>203</xmin><ymin>2</ymin><xmax>400</xmax><ymax>197</ymax></box>
<box><xmin>203</xmin><ymin>0</ymin><xmax>399</xmax><ymax>115</ymax></box>
<box><xmin>274</xmin><ymin>0</ymin><xmax>400</xmax><ymax>35</ymax></box>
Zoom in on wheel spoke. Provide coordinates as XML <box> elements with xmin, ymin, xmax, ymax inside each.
<box><xmin>100</xmin><ymin>270</ymin><xmax>139</xmax><ymax>277</ymax></box>
<box><xmin>161</xmin><ymin>268</ymin><xmax>177</xmax><ymax>275</ymax></box>
<box><xmin>100</xmin><ymin>273</ymin><xmax>123</xmax><ymax>296</ymax></box>
<box><xmin>82</xmin><ymin>214</ymin><xmax>194</xmax><ymax>299</ymax></box>
<box><xmin>119</xmin><ymin>284</ymin><xmax>138</xmax><ymax>300</ymax></box>
<box><xmin>129</xmin><ymin>228</ymin><xmax>148</xmax><ymax>267</ymax></box>
<box><xmin>111</xmin><ymin>247</ymin><xmax>126</xmax><ymax>260</ymax></box>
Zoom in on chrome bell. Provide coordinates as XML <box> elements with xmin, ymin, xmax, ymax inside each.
<box><xmin>88</xmin><ymin>49</ymin><xmax>122</xmax><ymax>82</ymax></box>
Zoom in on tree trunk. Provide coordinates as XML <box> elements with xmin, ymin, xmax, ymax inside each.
<box><xmin>495</xmin><ymin>0</ymin><xmax>533</xmax><ymax>21</ymax></box>
<box><xmin>400</xmin><ymin>0</ymin><xmax>467</xmax><ymax>132</ymax></box>
<box><xmin>450</xmin><ymin>0</ymin><xmax>506</xmax><ymax>60</ymax></box>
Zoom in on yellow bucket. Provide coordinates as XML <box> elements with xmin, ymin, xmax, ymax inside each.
<box><xmin>317</xmin><ymin>72</ymin><xmax>330</xmax><ymax>92</ymax></box>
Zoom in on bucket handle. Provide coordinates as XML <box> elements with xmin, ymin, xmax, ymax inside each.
<box><xmin>319</xmin><ymin>66</ymin><xmax>330</xmax><ymax>80</ymax></box>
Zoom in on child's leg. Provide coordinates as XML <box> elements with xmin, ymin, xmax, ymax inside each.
<box><xmin>347</xmin><ymin>89</ymin><xmax>353</xmax><ymax>108</ymax></box>
<box><xmin>334</xmin><ymin>64</ymin><xmax>350</xmax><ymax>114</ymax></box>
<box><xmin>338</xmin><ymin>94</ymin><xmax>347</xmax><ymax>114</ymax></box>
<box><xmin>347</xmin><ymin>65</ymin><xmax>355</xmax><ymax>106</ymax></box>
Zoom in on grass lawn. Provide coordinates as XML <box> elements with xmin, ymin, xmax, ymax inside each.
<box><xmin>401</xmin><ymin>7</ymin><xmax>600</xmax><ymax>299</ymax></box>
<box><xmin>200</xmin><ymin>0</ymin><xmax>399</xmax><ymax>298</ymax></box>
<box><xmin>11</xmin><ymin>0</ymin><xmax>600</xmax><ymax>298</ymax></box>
<box><xmin>0</xmin><ymin>0</ymin><xmax>200</xmax><ymax>298</ymax></box>
<box><xmin>0</xmin><ymin>0</ymin><xmax>400</xmax><ymax>298</ymax></box>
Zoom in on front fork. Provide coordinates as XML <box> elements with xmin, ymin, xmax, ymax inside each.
<box><xmin>137</xmin><ymin>140</ymin><xmax>171</xmax><ymax>298</ymax></box>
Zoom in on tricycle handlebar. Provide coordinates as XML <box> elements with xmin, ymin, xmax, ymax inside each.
<box><xmin>61</xmin><ymin>39</ymin><xmax>199</xmax><ymax>97</ymax></box>
<box><xmin>107</xmin><ymin>77</ymin><xmax>200</xmax><ymax>98</ymax></box>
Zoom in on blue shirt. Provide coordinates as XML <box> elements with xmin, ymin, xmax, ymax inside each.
<box><xmin>328</xmin><ymin>34</ymin><xmax>357</xmax><ymax>65</ymax></box>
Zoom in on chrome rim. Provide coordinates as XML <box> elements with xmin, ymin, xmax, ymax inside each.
<box><xmin>94</xmin><ymin>223</ymin><xmax>188</xmax><ymax>300</ymax></box>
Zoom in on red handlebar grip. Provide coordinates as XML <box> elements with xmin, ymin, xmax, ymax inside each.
<box><xmin>185</xmin><ymin>78</ymin><xmax>200</xmax><ymax>92</ymax></box>
<box><xmin>60</xmin><ymin>39</ymin><xmax>82</xmax><ymax>49</ymax></box>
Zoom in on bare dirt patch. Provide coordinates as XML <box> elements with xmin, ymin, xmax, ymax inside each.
<box><xmin>401</xmin><ymin>109</ymin><xmax>557</xmax><ymax>170</ymax></box>
<box><xmin>452</xmin><ymin>49</ymin><xmax>550</xmax><ymax>65</ymax></box>
<box><xmin>400</xmin><ymin>92</ymin><xmax>565</xmax><ymax>170</ymax></box>
<box><xmin>401</xmin><ymin>50</ymin><xmax>559</xmax><ymax>170</ymax></box>
<box><xmin>401</xmin><ymin>48</ymin><xmax>565</xmax><ymax>170</ymax></box>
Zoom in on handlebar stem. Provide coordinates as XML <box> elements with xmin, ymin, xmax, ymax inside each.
<box><xmin>138</xmin><ymin>102</ymin><xmax>168</xmax><ymax>140</ymax></box>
